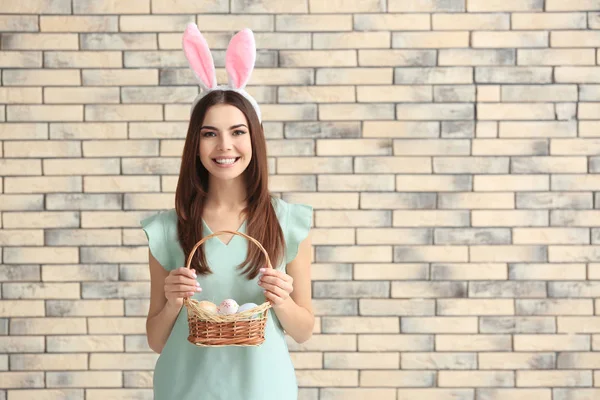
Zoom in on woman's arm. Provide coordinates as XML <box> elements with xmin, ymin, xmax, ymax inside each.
<box><xmin>259</xmin><ymin>233</ymin><xmax>314</xmax><ymax>343</ymax></box>
<box><xmin>145</xmin><ymin>251</ymin><xmax>184</xmax><ymax>354</ymax></box>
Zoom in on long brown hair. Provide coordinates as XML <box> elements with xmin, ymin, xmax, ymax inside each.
<box><xmin>174</xmin><ymin>90</ymin><xmax>285</xmax><ymax>280</ymax></box>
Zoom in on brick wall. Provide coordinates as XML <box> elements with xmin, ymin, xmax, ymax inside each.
<box><xmin>1</xmin><ymin>0</ymin><xmax>600</xmax><ymax>399</ymax></box>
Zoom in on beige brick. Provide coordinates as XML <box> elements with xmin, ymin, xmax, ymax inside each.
<box><xmin>0</xmin><ymin>372</ymin><xmax>45</xmax><ymax>389</ymax></box>
<box><xmin>356</xmin><ymin>157</ymin><xmax>431</xmax><ymax>173</ymax></box>
<box><xmin>10</xmin><ymin>318</ymin><xmax>86</xmax><ymax>335</ymax></box>
<box><xmin>552</xmin><ymin>31</ymin><xmax>600</xmax><ymax>47</ymax></box>
<box><xmin>0</xmin><ymin>301</ymin><xmax>45</xmax><ymax>317</ymax></box>
<box><xmin>439</xmin><ymin>49</ymin><xmax>514</xmax><ymax>66</ymax></box>
<box><xmin>1</xmin><ymin>33</ymin><xmax>78</xmax><ymax>49</ymax></box>
<box><xmin>396</xmin><ymin>176</ymin><xmax>471</xmax><ymax>192</ymax></box>
<box><xmin>278</xmin><ymin>157</ymin><xmax>352</xmax><ymax>174</ymax></box>
<box><xmin>514</xmin><ymin>12</ymin><xmax>587</xmax><ymax>30</ymax></box>
<box><xmin>261</xmin><ymin>104</ymin><xmax>317</xmax><ymax>121</ymax></box>
<box><xmin>3</xmin><ymin>69</ymin><xmax>80</xmax><ymax>86</ymax></box>
<box><xmin>392</xmin><ymin>282</ymin><xmax>467</xmax><ymax>298</ymax></box>
<box><xmin>276</xmin><ymin>15</ymin><xmax>351</xmax><ymax>31</ymax></box>
<box><xmin>359</xmin><ymin>299</ymin><xmax>433</xmax><ymax>316</ymax></box>
<box><xmin>552</xmin><ymin>139</ymin><xmax>600</xmax><ymax>155</ymax></box>
<box><xmin>47</xmin><ymin>335</ymin><xmax>123</xmax><ymax>352</ymax></box>
<box><xmin>552</xmin><ymin>211</ymin><xmax>600</xmax><ymax>227</ymax></box>
<box><xmin>317</xmin><ymin>247</ymin><xmax>388</xmax><ymax>264</ymax></box>
<box><xmin>45</xmin><ymin>51</ymin><xmax>122</xmax><ymax>68</ymax></box>
<box><xmin>473</xmin><ymin>210</ymin><xmax>548</xmax><ymax>227</ymax></box>
<box><xmin>361</xmin><ymin>370</ymin><xmax>435</xmax><ymax>387</ymax></box>
<box><xmin>477</xmin><ymin>67</ymin><xmax>552</xmax><ymax>83</ymax></box>
<box><xmin>397</xmin><ymin>389</ymin><xmax>475</xmax><ymax>400</ymax></box>
<box><xmin>316</xmin><ymin>210</ymin><xmax>389</xmax><ymax>228</ymax></box>
<box><xmin>439</xmin><ymin>193</ymin><xmax>514</xmax><ymax>209</ymax></box>
<box><xmin>0</xmin><ymin>51</ymin><xmax>42</xmax><ymax>67</ymax></box>
<box><xmin>85</xmin><ymin>105</ymin><xmax>162</xmax><ymax>122</ymax></box>
<box><xmin>121</xmin><ymin>86</ymin><xmax>196</xmax><ymax>104</ymax></box>
<box><xmin>503</xmin><ymin>85</ymin><xmax>577</xmax><ymax>102</ymax></box>
<box><xmin>433</xmin><ymin>157</ymin><xmax>508</xmax><ymax>174</ymax></box>
<box><xmin>44</xmin><ymin>88</ymin><xmax>120</xmax><ymax>104</ymax></box>
<box><xmin>82</xmin><ymin>177</ymin><xmax>159</xmax><ymax>193</ymax></box>
<box><xmin>518</xmin><ymin>370</ymin><xmax>591</xmax><ymax>387</ymax></box>
<box><xmin>7</xmin><ymin>105</ymin><xmax>83</xmax><ymax>122</ymax></box>
<box><xmin>196</xmin><ymin>15</ymin><xmax>273</xmax><ymax>31</ymax></box>
<box><xmin>280</xmin><ymin>50</ymin><xmax>356</xmax><ymax>67</ymax></box>
<box><xmin>11</xmin><ymin>353</ymin><xmax>88</xmax><ymax>371</ymax></box>
<box><xmin>473</xmin><ymin>139</ymin><xmax>547</xmax><ymax>155</ymax></box>
<box><xmin>0</xmin><ymin>123</ymin><xmax>48</xmax><ymax>140</ymax></box>
<box><xmin>557</xmin><ymin>67</ymin><xmax>600</xmax><ymax>83</ymax></box>
<box><xmin>40</xmin><ymin>16</ymin><xmax>118</xmax><ymax>32</ymax></box>
<box><xmin>73</xmin><ymin>0</ymin><xmax>149</xmax><ymax>13</ymax></box>
<box><xmin>317</xmin><ymin>139</ymin><xmax>391</xmax><ymax>156</ymax></box>
<box><xmin>2</xmin><ymin>282</ymin><xmax>80</xmax><ymax>298</ymax></box>
<box><xmin>44</xmin><ymin>159</ymin><xmax>120</xmax><ymax>176</ymax></box>
<box><xmin>321</xmin><ymin>388</ymin><xmax>396</xmax><ymax>400</ymax></box>
<box><xmin>434</xmin><ymin>228</ymin><xmax>510</xmax><ymax>245</ymax></box>
<box><xmin>477</xmin><ymin>85</ymin><xmax>501</xmax><ymax>102</ymax></box>
<box><xmin>359</xmin><ymin>334</ymin><xmax>431</xmax><ymax>352</ymax></box>
<box><xmin>393</xmin><ymin>211</ymin><xmax>469</xmax><ymax>227</ymax></box>
<box><xmin>0</xmin><ymin>88</ymin><xmax>41</xmax><ymax>104</ymax></box>
<box><xmin>432</xmin><ymin>263</ymin><xmax>508</xmax><ymax>280</ymax></box>
<box><xmin>440</xmin><ymin>371</ymin><xmax>514</xmax><ymax>387</ymax></box>
<box><xmin>547</xmin><ymin>0</ymin><xmax>600</xmax><ymax>10</ymax></box>
<box><xmin>552</xmin><ymin>175</ymin><xmax>600</xmax><ymax>191</ymax></box>
<box><xmin>478</xmin><ymin>389</ymin><xmax>552</xmax><ymax>400</ymax></box>
<box><xmin>46</xmin><ymin>300</ymin><xmax>123</xmax><ymax>317</ymax></box>
<box><xmin>82</xmin><ymin>69</ymin><xmax>158</xmax><ymax>85</ymax></box>
<box><xmin>389</xmin><ymin>0</ymin><xmax>464</xmax><ymax>11</ymax></box>
<box><xmin>0</xmin><ymin>159</ymin><xmax>41</xmax><ymax>176</ymax></box>
<box><xmin>437</xmin><ymin>335</ymin><xmax>511</xmax><ymax>351</ymax></box>
<box><xmin>278</xmin><ymin>86</ymin><xmax>355</xmax><ymax>103</ymax></box>
<box><xmin>394</xmin><ymin>246</ymin><xmax>468</xmax><ymax>262</ymax></box>
<box><xmin>438</xmin><ymin>299</ymin><xmax>514</xmax><ymax>316</ymax></box>
<box><xmin>433</xmin><ymin>13</ymin><xmax>509</xmax><ymax>30</ymax></box>
<box><xmin>81</xmin><ymin>33</ymin><xmax>156</xmax><ymax>50</ymax></box>
<box><xmin>355</xmin><ymin>13</ymin><xmax>429</xmax><ymax>31</ymax></box>
<box><xmin>317</xmin><ymin>68</ymin><xmax>392</xmax><ymax>84</ymax></box>
<box><xmin>324</xmin><ymin>352</ymin><xmax>398</xmax><ymax>369</ymax></box>
<box><xmin>473</xmin><ymin>31</ymin><xmax>548</xmax><ymax>48</ymax></box>
<box><xmin>46</xmin><ymin>371</ymin><xmax>122</xmax><ymax>388</ymax></box>
<box><xmin>320</xmin><ymin>104</ymin><xmax>394</xmax><ymax>121</ymax></box>
<box><xmin>402</xmin><ymin>352</ymin><xmax>476</xmax><ymax>369</ymax></box>
<box><xmin>549</xmin><ymin>246</ymin><xmax>600</xmax><ymax>262</ymax></box>
<box><xmin>513</xmin><ymin>228</ymin><xmax>589</xmax><ymax>245</ymax></box>
<box><xmin>359</xmin><ymin>50</ymin><xmax>436</xmax><ymax>67</ymax></box>
<box><xmin>397</xmin><ymin>104</ymin><xmax>473</xmax><ymax>120</ymax></box>
<box><xmin>395</xmin><ymin>67</ymin><xmax>473</xmax><ymax>84</ymax></box>
<box><xmin>520</xmin><ymin>49</ymin><xmax>595</xmax><ymax>66</ymax></box>
<box><xmin>473</xmin><ymin>175</ymin><xmax>549</xmax><ymax>192</ymax></box>
<box><xmin>517</xmin><ymin>299</ymin><xmax>592</xmax><ymax>315</ymax></box>
<box><xmin>290</xmin><ymin>352</ymin><xmax>322</xmax><ymax>369</ymax></box>
<box><xmin>512</xmin><ymin>264</ymin><xmax>587</xmax><ymax>281</ymax></box>
<box><xmin>4</xmin><ymin>177</ymin><xmax>81</xmax><ymax>194</ymax></box>
<box><xmin>296</xmin><ymin>370</ymin><xmax>357</xmax><ymax>387</ymax></box>
<box><xmin>287</xmin><ymin>334</ymin><xmax>356</xmax><ymax>352</ymax></box>
<box><xmin>358</xmin><ymin>85</ymin><xmax>431</xmax><ymax>102</ymax></box>
<box><xmin>501</xmin><ymin>122</ymin><xmax>577</xmax><ymax>140</ymax></box>
<box><xmin>314</xmin><ymin>32</ymin><xmax>390</xmax><ymax>49</ymax></box>
<box><xmin>469</xmin><ymin>0</ymin><xmax>543</xmax><ymax>11</ymax></box>
<box><xmin>87</xmin><ymin>317</ymin><xmax>145</xmax><ymax>334</ymax></box>
<box><xmin>581</xmin><ymin>121</ymin><xmax>600</xmax><ymax>136</ymax></box>
<box><xmin>90</xmin><ymin>353</ymin><xmax>158</xmax><ymax>370</ymax></box>
<box><xmin>393</xmin><ymin>32</ymin><xmax>469</xmax><ymax>48</ymax></box>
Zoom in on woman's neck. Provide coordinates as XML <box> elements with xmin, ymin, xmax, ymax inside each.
<box><xmin>205</xmin><ymin>176</ymin><xmax>247</xmax><ymax>211</ymax></box>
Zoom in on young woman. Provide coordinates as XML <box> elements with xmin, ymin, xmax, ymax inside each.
<box><xmin>140</xmin><ymin>25</ymin><xmax>314</xmax><ymax>400</ymax></box>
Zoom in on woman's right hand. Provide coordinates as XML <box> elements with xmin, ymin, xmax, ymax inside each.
<box><xmin>164</xmin><ymin>267</ymin><xmax>202</xmax><ymax>309</ymax></box>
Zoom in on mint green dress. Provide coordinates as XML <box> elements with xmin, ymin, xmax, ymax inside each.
<box><xmin>140</xmin><ymin>196</ymin><xmax>312</xmax><ymax>400</ymax></box>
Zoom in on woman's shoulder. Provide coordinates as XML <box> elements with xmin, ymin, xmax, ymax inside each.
<box><xmin>139</xmin><ymin>208</ymin><xmax>179</xmax><ymax>270</ymax></box>
<box><xmin>271</xmin><ymin>196</ymin><xmax>313</xmax><ymax>264</ymax></box>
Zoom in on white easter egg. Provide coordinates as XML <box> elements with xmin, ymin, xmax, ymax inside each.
<box><xmin>217</xmin><ymin>299</ymin><xmax>239</xmax><ymax>315</ymax></box>
<box><xmin>237</xmin><ymin>302</ymin><xmax>260</xmax><ymax>319</ymax></box>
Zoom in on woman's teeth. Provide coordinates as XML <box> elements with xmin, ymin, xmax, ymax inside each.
<box><xmin>214</xmin><ymin>158</ymin><xmax>238</xmax><ymax>165</ymax></box>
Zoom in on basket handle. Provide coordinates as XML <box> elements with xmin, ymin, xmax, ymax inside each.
<box><xmin>184</xmin><ymin>230</ymin><xmax>274</xmax><ymax>271</ymax></box>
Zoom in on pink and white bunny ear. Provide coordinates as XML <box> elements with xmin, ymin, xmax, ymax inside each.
<box><xmin>182</xmin><ymin>23</ymin><xmax>217</xmax><ymax>91</ymax></box>
<box><xmin>225</xmin><ymin>28</ymin><xmax>256</xmax><ymax>90</ymax></box>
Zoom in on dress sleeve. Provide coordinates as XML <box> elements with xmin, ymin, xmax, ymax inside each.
<box><xmin>140</xmin><ymin>211</ymin><xmax>173</xmax><ymax>271</ymax></box>
<box><xmin>285</xmin><ymin>202</ymin><xmax>313</xmax><ymax>264</ymax></box>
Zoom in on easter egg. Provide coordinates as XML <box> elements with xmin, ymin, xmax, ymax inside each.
<box><xmin>237</xmin><ymin>302</ymin><xmax>260</xmax><ymax>319</ymax></box>
<box><xmin>197</xmin><ymin>301</ymin><xmax>217</xmax><ymax>314</ymax></box>
<box><xmin>217</xmin><ymin>299</ymin><xmax>239</xmax><ymax>315</ymax></box>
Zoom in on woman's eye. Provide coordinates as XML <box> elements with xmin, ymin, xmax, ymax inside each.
<box><xmin>202</xmin><ymin>131</ymin><xmax>216</xmax><ymax>137</ymax></box>
<box><xmin>234</xmin><ymin>130</ymin><xmax>246</xmax><ymax>136</ymax></box>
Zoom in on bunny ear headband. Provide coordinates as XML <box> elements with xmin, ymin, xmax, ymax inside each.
<box><xmin>183</xmin><ymin>23</ymin><xmax>262</xmax><ymax>122</ymax></box>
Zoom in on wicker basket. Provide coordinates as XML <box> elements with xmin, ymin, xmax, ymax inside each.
<box><xmin>183</xmin><ymin>230</ymin><xmax>273</xmax><ymax>347</ymax></box>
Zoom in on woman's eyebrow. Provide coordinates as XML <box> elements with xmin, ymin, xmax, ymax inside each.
<box><xmin>200</xmin><ymin>124</ymin><xmax>248</xmax><ymax>131</ymax></box>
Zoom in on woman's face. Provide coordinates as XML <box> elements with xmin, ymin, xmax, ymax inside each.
<box><xmin>198</xmin><ymin>104</ymin><xmax>252</xmax><ymax>181</ymax></box>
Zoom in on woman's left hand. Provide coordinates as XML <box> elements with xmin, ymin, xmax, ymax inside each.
<box><xmin>258</xmin><ymin>267</ymin><xmax>294</xmax><ymax>308</ymax></box>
